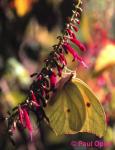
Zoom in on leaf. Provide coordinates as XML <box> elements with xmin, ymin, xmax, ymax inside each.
<box><xmin>110</xmin><ymin>88</ymin><xmax>115</xmax><ymax>115</ymax></box>
<box><xmin>7</xmin><ymin>58</ymin><xmax>31</xmax><ymax>86</ymax></box>
<box><xmin>14</xmin><ymin>0</ymin><xmax>32</xmax><ymax>17</ymax></box>
<box><xmin>4</xmin><ymin>91</ymin><xmax>26</xmax><ymax>107</ymax></box>
<box><xmin>44</xmin><ymin>77</ymin><xmax>106</xmax><ymax>137</ymax></box>
<box><xmin>95</xmin><ymin>43</ymin><xmax>115</xmax><ymax>73</ymax></box>
<box><xmin>81</xmin><ymin>14</ymin><xmax>92</xmax><ymax>43</ymax></box>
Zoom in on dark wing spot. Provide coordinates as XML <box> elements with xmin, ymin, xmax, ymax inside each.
<box><xmin>67</xmin><ymin>108</ymin><xmax>70</xmax><ymax>112</ymax></box>
<box><xmin>86</xmin><ymin>102</ymin><xmax>91</xmax><ymax>107</ymax></box>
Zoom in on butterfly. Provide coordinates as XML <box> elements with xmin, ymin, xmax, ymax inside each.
<box><xmin>44</xmin><ymin>76</ymin><xmax>106</xmax><ymax>138</ymax></box>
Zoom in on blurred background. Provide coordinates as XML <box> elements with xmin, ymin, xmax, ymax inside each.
<box><xmin>0</xmin><ymin>0</ymin><xmax>115</xmax><ymax>149</ymax></box>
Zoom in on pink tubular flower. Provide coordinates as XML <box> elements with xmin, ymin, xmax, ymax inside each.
<box><xmin>59</xmin><ymin>53</ymin><xmax>67</xmax><ymax>65</ymax></box>
<box><xmin>55</xmin><ymin>52</ymin><xmax>67</xmax><ymax>66</ymax></box>
<box><xmin>62</xmin><ymin>43</ymin><xmax>78</xmax><ymax>58</ymax></box>
<box><xmin>76</xmin><ymin>19</ymin><xmax>80</xmax><ymax>24</ymax></box>
<box><xmin>71</xmin><ymin>24</ymin><xmax>78</xmax><ymax>32</ymax></box>
<box><xmin>70</xmin><ymin>37</ymin><xmax>86</xmax><ymax>52</ymax></box>
<box><xmin>66</xmin><ymin>28</ymin><xmax>86</xmax><ymax>52</ymax></box>
<box><xmin>31</xmin><ymin>90</ymin><xmax>37</xmax><ymax>102</ymax></box>
<box><xmin>62</xmin><ymin>43</ymin><xmax>87</xmax><ymax>68</ymax></box>
<box><xmin>23</xmin><ymin>109</ymin><xmax>33</xmax><ymax>140</ymax></box>
<box><xmin>66</xmin><ymin>29</ymin><xmax>76</xmax><ymax>39</ymax></box>
<box><xmin>50</xmin><ymin>71</ymin><xmax>57</xmax><ymax>87</ymax></box>
<box><xmin>19</xmin><ymin>107</ymin><xmax>33</xmax><ymax>140</ymax></box>
<box><xmin>31</xmin><ymin>90</ymin><xmax>40</xmax><ymax>107</ymax></box>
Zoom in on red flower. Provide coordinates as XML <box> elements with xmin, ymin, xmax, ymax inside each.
<box><xmin>19</xmin><ymin>108</ymin><xmax>33</xmax><ymax>140</ymax></box>
<box><xmin>70</xmin><ymin>37</ymin><xmax>86</xmax><ymax>52</ymax></box>
<box><xmin>23</xmin><ymin>109</ymin><xmax>33</xmax><ymax>140</ymax></box>
<box><xmin>66</xmin><ymin>28</ymin><xmax>86</xmax><ymax>52</ymax></box>
<box><xmin>62</xmin><ymin>43</ymin><xmax>87</xmax><ymax>68</ymax></box>
<box><xmin>71</xmin><ymin>23</ymin><xmax>78</xmax><ymax>32</ymax></box>
<box><xmin>66</xmin><ymin>29</ymin><xmax>76</xmax><ymax>39</ymax></box>
<box><xmin>58</xmin><ymin>53</ymin><xmax>67</xmax><ymax>65</ymax></box>
<box><xmin>50</xmin><ymin>71</ymin><xmax>57</xmax><ymax>87</ymax></box>
<box><xmin>31</xmin><ymin>90</ymin><xmax>40</xmax><ymax>107</ymax></box>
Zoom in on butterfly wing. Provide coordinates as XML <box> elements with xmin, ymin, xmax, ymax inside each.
<box><xmin>44</xmin><ymin>77</ymin><xmax>106</xmax><ymax>137</ymax></box>
<box><xmin>44</xmin><ymin>78</ymin><xmax>86</xmax><ymax>135</ymax></box>
<box><xmin>72</xmin><ymin>78</ymin><xmax>106</xmax><ymax>137</ymax></box>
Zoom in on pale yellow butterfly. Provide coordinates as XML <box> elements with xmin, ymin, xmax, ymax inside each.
<box><xmin>44</xmin><ymin>77</ymin><xmax>106</xmax><ymax>138</ymax></box>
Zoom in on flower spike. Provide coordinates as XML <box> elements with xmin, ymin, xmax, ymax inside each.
<box><xmin>6</xmin><ymin>0</ymin><xmax>87</xmax><ymax>142</ymax></box>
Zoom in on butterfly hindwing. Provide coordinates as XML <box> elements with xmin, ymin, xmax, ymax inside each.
<box><xmin>44</xmin><ymin>77</ymin><xmax>106</xmax><ymax>137</ymax></box>
<box><xmin>72</xmin><ymin>78</ymin><xmax>106</xmax><ymax>137</ymax></box>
